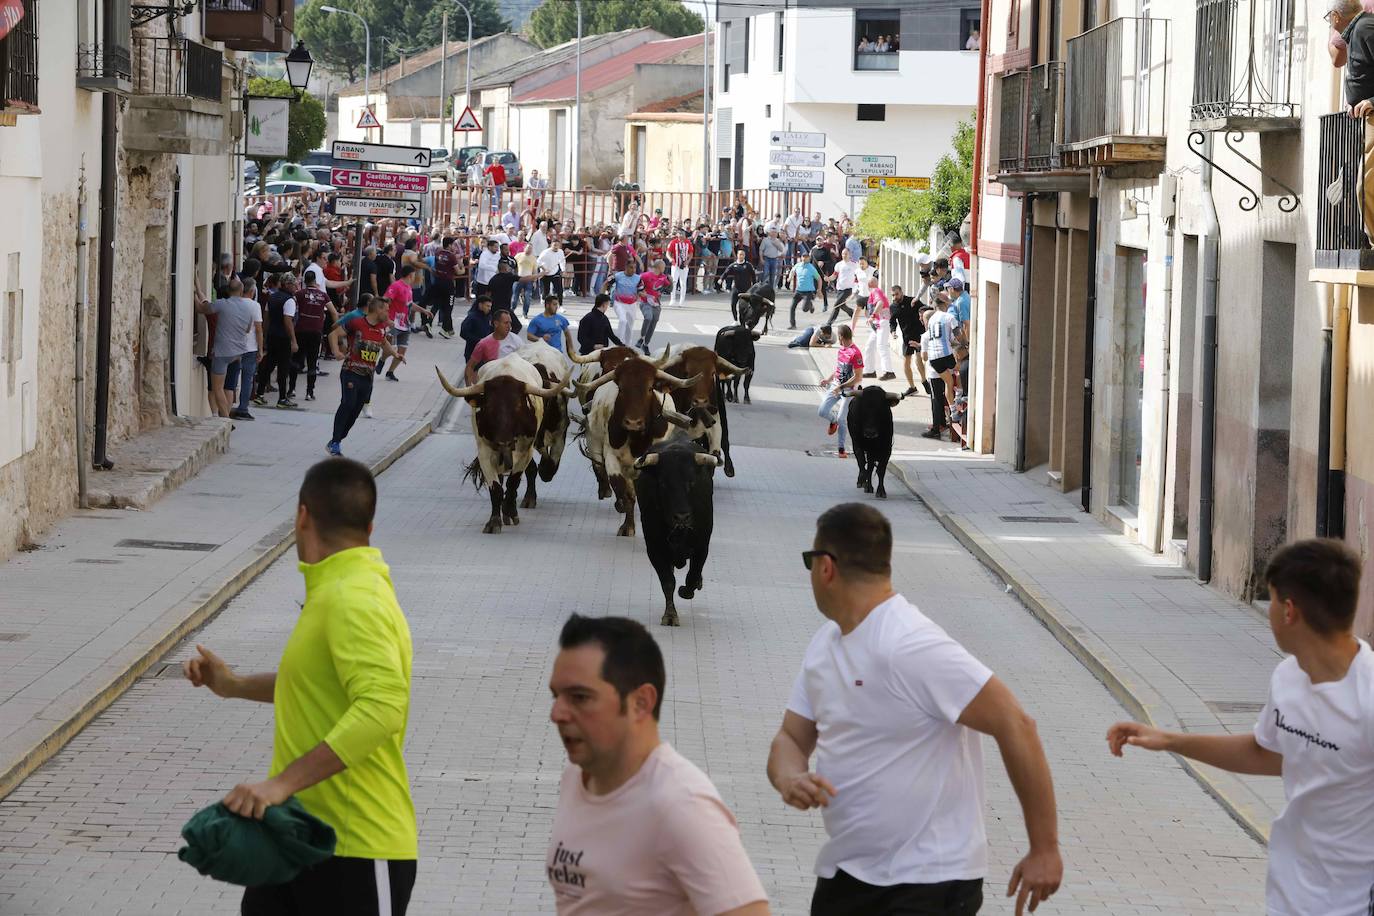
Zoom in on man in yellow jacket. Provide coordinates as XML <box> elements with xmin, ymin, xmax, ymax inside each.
<box><xmin>185</xmin><ymin>457</ymin><xmax>417</xmax><ymax>914</ymax></box>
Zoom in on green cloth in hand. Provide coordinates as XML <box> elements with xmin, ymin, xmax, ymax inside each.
<box><xmin>178</xmin><ymin>797</ymin><xmax>336</xmax><ymax>887</ymax></box>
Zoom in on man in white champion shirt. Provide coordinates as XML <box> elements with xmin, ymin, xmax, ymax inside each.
<box><xmin>1109</xmin><ymin>539</ymin><xmax>1374</xmax><ymax>916</ymax></box>
<box><xmin>768</xmin><ymin>503</ymin><xmax>1063</xmax><ymax>915</ymax></box>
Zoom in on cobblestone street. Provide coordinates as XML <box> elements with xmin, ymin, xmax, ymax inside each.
<box><xmin>0</xmin><ymin>307</ymin><xmax>1269</xmax><ymax>914</ymax></box>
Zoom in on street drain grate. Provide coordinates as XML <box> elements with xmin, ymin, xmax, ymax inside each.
<box><xmin>781</xmin><ymin>382</ymin><xmax>826</xmax><ymax>391</ymax></box>
<box><xmin>74</xmin><ymin>558</ymin><xmax>122</xmax><ymax>565</ymax></box>
<box><xmin>140</xmin><ymin>663</ymin><xmax>182</xmax><ymax>679</ymax></box>
<box><xmin>0</xmin><ymin>633</ymin><xmax>29</xmax><ymax>642</ymax></box>
<box><xmin>1206</xmin><ymin>700</ymin><xmax>1264</xmax><ymax>715</ymax></box>
<box><xmin>1152</xmin><ymin>573</ymin><xmax>1192</xmax><ymax>580</ymax></box>
<box><xmin>998</xmin><ymin>516</ymin><xmax>1076</xmax><ymax>524</ymax></box>
<box><xmin>115</xmin><ymin>539</ymin><xmax>220</xmax><ymax>552</ymax></box>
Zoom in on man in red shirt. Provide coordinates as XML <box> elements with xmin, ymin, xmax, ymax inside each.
<box><xmin>609</xmin><ymin>237</ymin><xmax>637</xmax><ymax>279</ymax></box>
<box><xmin>948</xmin><ymin>232</ymin><xmax>970</xmax><ymax>272</ymax></box>
<box><xmin>426</xmin><ymin>236</ymin><xmax>460</xmax><ymax>338</ymax></box>
<box><xmin>324</xmin><ymin>295</ymin><xmax>404</xmax><ymax>457</ymax></box>
<box><xmin>483</xmin><ymin>158</ymin><xmax>507</xmax><ymax>215</ymax></box>
<box><xmin>665</xmin><ymin>229</ymin><xmax>693</xmax><ymax>307</ymax></box>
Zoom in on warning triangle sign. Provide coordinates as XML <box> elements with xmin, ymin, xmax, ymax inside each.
<box><xmin>356</xmin><ymin>107</ymin><xmax>382</xmax><ymax>130</ymax></box>
<box><xmin>454</xmin><ymin>105</ymin><xmax>482</xmax><ymax>132</ymax></box>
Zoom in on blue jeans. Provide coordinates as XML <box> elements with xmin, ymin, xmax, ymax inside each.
<box><xmin>590</xmin><ymin>257</ymin><xmax>608</xmax><ymax>295</ymax></box>
<box><xmin>764</xmin><ymin>256</ymin><xmax>782</xmax><ymax>287</ymax></box>
<box><xmin>233</xmin><ymin>351</ymin><xmax>257</xmax><ymax>412</ymax></box>
<box><xmin>514</xmin><ymin>280</ymin><xmax>537</xmax><ymax>316</ymax></box>
<box><xmin>819</xmin><ymin>389</ymin><xmax>851</xmax><ymax>449</ymax></box>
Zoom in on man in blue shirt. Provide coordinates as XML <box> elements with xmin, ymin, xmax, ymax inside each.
<box><xmin>788</xmin><ymin>252</ymin><xmax>822</xmax><ymax>329</ymax></box>
<box><xmin>844</xmin><ymin>234</ymin><xmax>863</xmax><ymax>263</ymax></box>
<box><xmin>525</xmin><ymin>294</ymin><xmax>573</xmax><ymax>352</ymax></box>
<box><xmin>944</xmin><ymin>277</ymin><xmax>971</xmax><ymax>340</ymax></box>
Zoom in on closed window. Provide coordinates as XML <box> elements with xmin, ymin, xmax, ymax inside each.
<box><xmin>857</xmin><ymin>103</ymin><xmax>886</xmax><ymax>121</ymax></box>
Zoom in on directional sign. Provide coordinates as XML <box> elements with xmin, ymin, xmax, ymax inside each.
<box><xmin>356</xmin><ymin>107</ymin><xmax>382</xmax><ymax>130</ymax></box>
<box><xmin>845</xmin><ymin>175</ymin><xmax>874</xmax><ymax>196</ymax></box>
<box><xmin>330</xmin><ymin>168</ymin><xmax>430</xmax><ymax>195</ymax></box>
<box><xmin>334</xmin><ymin>196</ymin><xmax>424</xmax><ymax>219</ymax></box>
<box><xmin>769</xmin><ymin>130</ymin><xmax>826</xmax><ymax>149</ymax></box>
<box><xmin>769</xmin><ymin>149</ymin><xmax>825</xmax><ymax>168</ymax></box>
<box><xmin>767</xmin><ymin>169</ymin><xmax>824</xmax><ymax>192</ymax></box>
<box><xmin>835</xmin><ymin>154</ymin><xmax>897</xmax><ymax>177</ymax></box>
<box><xmin>866</xmin><ymin>175</ymin><xmax>931</xmax><ymax>190</ymax></box>
<box><xmin>454</xmin><ymin>105</ymin><xmax>482</xmax><ymax>132</ymax></box>
<box><xmin>332</xmin><ymin>140</ymin><xmax>432</xmax><ymax>169</ymax></box>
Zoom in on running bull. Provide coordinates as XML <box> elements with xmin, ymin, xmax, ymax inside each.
<box><xmin>846</xmin><ymin>385</ymin><xmax>903</xmax><ymax>499</ymax></box>
<box><xmin>635</xmin><ymin>431</ymin><xmax>720</xmax><ymax>627</ymax></box>
<box><xmin>664</xmin><ymin>345</ymin><xmax>747</xmax><ymax>478</ymax></box>
<box><xmin>714</xmin><ymin>325</ymin><xmax>761</xmax><ymax>405</ymax></box>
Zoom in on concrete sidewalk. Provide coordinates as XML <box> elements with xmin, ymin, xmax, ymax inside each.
<box><xmin>805</xmin><ymin>334</ymin><xmax>1286</xmax><ymax>843</ymax></box>
<box><xmin>0</xmin><ymin>335</ymin><xmax>466</xmax><ymax>798</ymax></box>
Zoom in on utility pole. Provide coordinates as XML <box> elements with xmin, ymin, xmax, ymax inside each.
<box><xmin>439</xmin><ymin>10</ymin><xmax>448</xmax><ymax>139</ymax></box>
<box><xmin>574</xmin><ymin>0</ymin><xmax>583</xmax><ymax>197</ymax></box>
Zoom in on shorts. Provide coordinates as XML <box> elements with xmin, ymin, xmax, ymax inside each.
<box><xmin>210</xmin><ymin>353</ymin><xmax>239</xmax><ymax>377</ymax></box>
<box><xmin>391</xmin><ymin>329</ymin><xmax>411</xmax><ymax>348</ymax></box>
<box><xmin>903</xmin><ymin>341</ymin><xmax>919</xmax><ymax>357</ymax></box>
<box><xmin>930</xmin><ymin>353</ymin><xmax>956</xmax><ymax>373</ymax></box>
<box><xmin>241</xmin><ymin>856</ymin><xmax>417</xmax><ymax>916</ymax></box>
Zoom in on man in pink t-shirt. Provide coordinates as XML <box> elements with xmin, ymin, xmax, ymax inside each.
<box><xmin>381</xmin><ymin>266</ymin><xmax>430</xmax><ymax>382</ymax></box>
<box><xmin>861</xmin><ymin>277</ymin><xmax>894</xmax><ymax>380</ymax></box>
<box><xmin>546</xmin><ymin>615</ymin><xmax>769</xmax><ymax>916</ymax></box>
<box><xmin>818</xmin><ymin>325</ymin><xmax>864</xmax><ymax>457</ymax></box>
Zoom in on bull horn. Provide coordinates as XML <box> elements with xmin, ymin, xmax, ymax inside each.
<box><xmin>656</xmin><ymin>370</ymin><xmax>700</xmax><ymax>390</ymax></box>
<box><xmin>694</xmin><ymin>452</ymin><xmax>723</xmax><ymax>467</ymax></box>
<box><xmin>662</xmin><ymin>408</ymin><xmax>692</xmax><ymax>428</ymax></box>
<box><xmin>652</xmin><ymin>343</ymin><xmax>673</xmax><ymax>367</ymax></box>
<box><xmin>575</xmin><ymin>368</ymin><xmax>617</xmax><ymax>400</ymax></box>
<box><xmin>525</xmin><ymin>381</ymin><xmax>560</xmax><ymax>399</ymax></box>
<box><xmin>714</xmin><ymin>355</ymin><xmax>747</xmax><ymax>375</ymax></box>
<box><xmin>435</xmin><ymin>367</ymin><xmax>484</xmax><ymax>399</ymax></box>
<box><xmin>566</xmin><ymin>345</ymin><xmax>600</xmax><ymax>364</ymax></box>
<box><xmin>633</xmin><ymin>453</ymin><xmax>661</xmax><ymax>469</ymax></box>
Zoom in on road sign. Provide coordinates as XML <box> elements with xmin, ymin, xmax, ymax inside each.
<box><xmin>245</xmin><ymin>97</ymin><xmax>290</xmax><ymax>158</ymax></box>
<box><xmin>330</xmin><ymin>168</ymin><xmax>430</xmax><ymax>194</ymax></box>
<box><xmin>332</xmin><ymin>140</ymin><xmax>432</xmax><ymax>169</ymax></box>
<box><xmin>769</xmin><ymin>149</ymin><xmax>825</xmax><ymax>168</ymax></box>
<box><xmin>835</xmin><ymin>154</ymin><xmax>897</xmax><ymax>177</ymax></box>
<box><xmin>769</xmin><ymin>130</ymin><xmax>826</xmax><ymax>149</ymax></box>
<box><xmin>866</xmin><ymin>175</ymin><xmax>931</xmax><ymax>190</ymax></box>
<box><xmin>767</xmin><ymin>169</ymin><xmax>824</xmax><ymax>192</ymax></box>
<box><xmin>845</xmin><ymin>175</ymin><xmax>874</xmax><ymax>196</ymax></box>
<box><xmin>454</xmin><ymin>105</ymin><xmax>482</xmax><ymax>132</ymax></box>
<box><xmin>333</xmin><ymin>196</ymin><xmax>424</xmax><ymax>219</ymax></box>
<box><xmin>356</xmin><ymin>107</ymin><xmax>382</xmax><ymax>130</ymax></box>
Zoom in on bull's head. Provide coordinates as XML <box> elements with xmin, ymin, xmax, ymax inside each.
<box><xmin>582</xmin><ymin>359</ymin><xmax>697</xmax><ymax>434</ymax></box>
<box><xmin>437</xmin><ymin>367</ymin><xmax>559</xmax><ymax>471</ymax></box>
<box><xmin>635</xmin><ymin>446</ymin><xmax>720</xmax><ymax>563</ymax></box>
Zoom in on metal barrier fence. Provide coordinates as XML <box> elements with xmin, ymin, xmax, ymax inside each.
<box><xmin>429</xmin><ymin>187</ymin><xmax>814</xmax><ymax>230</ymax></box>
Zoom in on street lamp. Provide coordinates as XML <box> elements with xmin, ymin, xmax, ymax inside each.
<box><xmin>573</xmin><ymin>0</ymin><xmax>582</xmax><ymax>194</ymax></box>
<box><xmin>438</xmin><ymin>2</ymin><xmax>473</xmax><ymax>150</ymax></box>
<box><xmin>699</xmin><ymin>0</ymin><xmax>710</xmax><ymax>205</ymax></box>
<box><xmin>321</xmin><ymin>5</ymin><xmax>370</xmax><ymax>129</ymax></box>
<box><xmin>283</xmin><ymin>40</ymin><xmax>314</xmax><ymax>99</ymax></box>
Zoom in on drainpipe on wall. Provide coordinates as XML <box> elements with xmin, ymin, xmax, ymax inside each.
<box><xmin>1317</xmin><ymin>285</ymin><xmax>1333</xmax><ymax>537</ymax></box>
<box><xmin>1015</xmin><ymin>193</ymin><xmax>1035</xmax><ymax>472</ymax></box>
<box><xmin>1151</xmin><ymin>175</ymin><xmax>1177</xmax><ymax>553</ymax></box>
<box><xmin>1329</xmin><ymin>285</ymin><xmax>1351</xmax><ymax>538</ymax></box>
<box><xmin>1197</xmin><ymin>133</ymin><xmax>1221</xmax><ymax>582</ymax></box>
<box><xmin>168</xmin><ymin>171</ymin><xmax>180</xmax><ymax>417</ymax></box>
<box><xmin>92</xmin><ymin>91</ymin><xmax>117</xmax><ymax>472</ymax></box>
<box><xmin>75</xmin><ymin>167</ymin><xmax>91</xmax><ymax>508</ymax></box>
<box><xmin>1081</xmin><ymin>181</ymin><xmax>1100</xmax><ymax>512</ymax></box>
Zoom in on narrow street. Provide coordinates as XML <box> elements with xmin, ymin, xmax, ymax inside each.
<box><xmin>0</xmin><ymin>298</ymin><xmax>1267</xmax><ymax>914</ymax></box>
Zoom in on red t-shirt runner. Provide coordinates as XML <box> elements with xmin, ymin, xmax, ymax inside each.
<box><xmin>484</xmin><ymin>162</ymin><xmax>507</xmax><ymax>186</ymax></box>
<box><xmin>343</xmin><ymin>315</ymin><xmax>387</xmax><ymax>376</ymax></box>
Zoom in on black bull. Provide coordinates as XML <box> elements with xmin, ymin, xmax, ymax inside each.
<box><xmin>714</xmin><ymin>325</ymin><xmax>760</xmax><ymax>404</ymax></box>
<box><xmin>846</xmin><ymin>386</ymin><xmax>902</xmax><ymax>499</ymax></box>
<box><xmin>635</xmin><ymin>433</ymin><xmax>720</xmax><ymax>627</ymax></box>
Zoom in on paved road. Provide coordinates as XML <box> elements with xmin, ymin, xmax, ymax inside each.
<box><xmin>0</xmin><ymin>297</ymin><xmax>1267</xmax><ymax>913</ymax></box>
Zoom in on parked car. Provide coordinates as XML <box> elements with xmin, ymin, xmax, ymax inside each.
<box><xmin>479</xmin><ymin>150</ymin><xmax>522</xmax><ymax>188</ymax></box>
<box><xmin>301</xmin><ymin>164</ymin><xmax>335</xmax><ymax>186</ymax></box>
<box><xmin>448</xmin><ymin>144</ymin><xmax>488</xmax><ymax>184</ymax></box>
<box><xmin>427</xmin><ymin>148</ymin><xmax>450</xmax><ymax>179</ymax></box>
<box><xmin>264</xmin><ymin>180</ymin><xmax>335</xmax><ymax>195</ymax></box>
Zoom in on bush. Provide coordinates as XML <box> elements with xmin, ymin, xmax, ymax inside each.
<box><xmin>856</xmin><ymin>119</ymin><xmax>972</xmax><ymax>242</ymax></box>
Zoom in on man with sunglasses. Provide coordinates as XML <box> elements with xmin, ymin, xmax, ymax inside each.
<box><xmin>770</xmin><ymin>504</ymin><xmax>1063</xmax><ymax>916</ymax></box>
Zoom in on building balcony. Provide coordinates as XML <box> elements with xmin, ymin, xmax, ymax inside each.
<box><xmin>996</xmin><ymin>62</ymin><xmax>1089</xmax><ymax>192</ymax></box>
<box><xmin>124</xmin><ymin>36</ymin><xmax>227</xmax><ymax>156</ymax></box>
<box><xmin>77</xmin><ymin>0</ymin><xmax>133</xmax><ymax>95</ymax></box>
<box><xmin>203</xmin><ymin>0</ymin><xmax>294</xmax><ymax>53</ymax></box>
<box><xmin>1190</xmin><ymin>0</ymin><xmax>1298</xmax><ymax>132</ymax></box>
<box><xmin>1312</xmin><ymin>112</ymin><xmax>1374</xmax><ymax>275</ymax></box>
<box><xmin>1061</xmin><ymin>17</ymin><xmax>1169</xmax><ymax>172</ymax></box>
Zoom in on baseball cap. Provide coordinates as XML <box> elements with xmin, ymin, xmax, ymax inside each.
<box><xmin>949</xmin><ymin>277</ymin><xmax>965</xmax><ymax>291</ymax></box>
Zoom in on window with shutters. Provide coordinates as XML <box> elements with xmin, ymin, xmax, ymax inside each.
<box><xmin>1</xmin><ymin>0</ymin><xmax>39</xmax><ymax>110</ymax></box>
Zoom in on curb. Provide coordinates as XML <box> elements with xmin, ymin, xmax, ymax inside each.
<box><xmin>888</xmin><ymin>461</ymin><xmax>1272</xmax><ymax>847</ymax></box>
<box><xmin>0</xmin><ymin>408</ymin><xmax>446</xmax><ymax>802</ymax></box>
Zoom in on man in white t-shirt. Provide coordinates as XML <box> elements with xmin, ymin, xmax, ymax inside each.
<box><xmin>822</xmin><ymin>250</ymin><xmax>860</xmax><ymax>330</ymax></box>
<box><xmin>769</xmin><ymin>503</ymin><xmax>1063</xmax><ymax>915</ymax></box>
<box><xmin>1109</xmin><ymin>539</ymin><xmax>1374</xmax><ymax>916</ymax></box>
<box><xmin>546</xmin><ymin>614</ymin><xmax>770</xmax><ymax>916</ymax></box>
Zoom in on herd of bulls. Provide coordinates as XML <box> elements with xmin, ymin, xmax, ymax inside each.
<box><xmin>435</xmin><ymin>322</ymin><xmax>761</xmax><ymax>627</ymax></box>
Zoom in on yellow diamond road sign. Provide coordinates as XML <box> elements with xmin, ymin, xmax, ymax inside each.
<box><xmin>866</xmin><ymin>176</ymin><xmax>931</xmax><ymax>190</ymax></box>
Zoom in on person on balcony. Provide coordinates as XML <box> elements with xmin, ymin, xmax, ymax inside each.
<box><xmin>1329</xmin><ymin>0</ymin><xmax>1374</xmax><ymax>244</ymax></box>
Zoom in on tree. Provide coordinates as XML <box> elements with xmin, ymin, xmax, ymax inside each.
<box><xmin>247</xmin><ymin>78</ymin><xmax>327</xmax><ymax>190</ymax></box>
<box><xmin>856</xmin><ymin>119</ymin><xmax>973</xmax><ymax>241</ymax></box>
<box><xmin>527</xmin><ymin>0</ymin><xmax>704</xmax><ymax>48</ymax></box>
<box><xmin>297</xmin><ymin>0</ymin><xmax>511</xmax><ymax>79</ymax></box>
<box><xmin>296</xmin><ymin>0</ymin><xmax>367</xmax><ymax>83</ymax></box>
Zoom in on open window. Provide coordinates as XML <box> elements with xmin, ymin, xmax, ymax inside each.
<box><xmin>960</xmin><ymin>9</ymin><xmax>982</xmax><ymax>51</ymax></box>
<box><xmin>854</xmin><ymin>9</ymin><xmax>899</xmax><ymax>70</ymax></box>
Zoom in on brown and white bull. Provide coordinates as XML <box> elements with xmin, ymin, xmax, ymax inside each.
<box><xmin>567</xmin><ymin>344</ymin><xmax>672</xmax><ymax>500</ymax></box>
<box><xmin>577</xmin><ymin>356</ymin><xmax>698</xmax><ymax>538</ymax></box>
<box><xmin>516</xmin><ymin>341</ymin><xmax>575</xmax><ymax>509</ymax></box>
<box><xmin>435</xmin><ymin>354</ymin><xmax>559</xmax><ymax>534</ymax></box>
<box><xmin>663</xmin><ymin>346</ymin><xmax>747</xmax><ymax>479</ymax></box>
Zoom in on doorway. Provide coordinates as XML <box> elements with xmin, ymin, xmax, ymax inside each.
<box><xmin>1115</xmin><ymin>246</ymin><xmax>1147</xmax><ymax>512</ymax></box>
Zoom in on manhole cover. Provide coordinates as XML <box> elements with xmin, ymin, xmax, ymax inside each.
<box><xmin>115</xmin><ymin>539</ymin><xmax>220</xmax><ymax>552</ymax></box>
<box><xmin>998</xmin><ymin>516</ymin><xmax>1076</xmax><ymax>524</ymax></box>
<box><xmin>1205</xmin><ymin>700</ymin><xmax>1264</xmax><ymax>715</ymax></box>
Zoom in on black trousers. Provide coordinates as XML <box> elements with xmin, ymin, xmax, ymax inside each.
<box><xmin>823</xmin><ymin>288</ymin><xmax>855</xmax><ymax>329</ymax></box>
<box><xmin>811</xmin><ymin>870</ymin><xmax>982</xmax><ymax>916</ymax></box>
<box><xmin>930</xmin><ymin>374</ymin><xmax>948</xmax><ymax>429</ymax></box>
<box><xmin>241</xmin><ymin>856</ymin><xmax>417</xmax><ymax>916</ymax></box>
<box><xmin>541</xmin><ymin>274</ymin><xmax>563</xmax><ymax>306</ymax></box>
<box><xmin>426</xmin><ymin>279</ymin><xmax>455</xmax><ymax>333</ymax></box>
<box><xmin>790</xmin><ymin>290</ymin><xmax>816</xmax><ymax>326</ymax></box>
<box><xmin>292</xmin><ymin>330</ymin><xmax>322</xmax><ymax>397</ymax></box>
<box><xmin>332</xmin><ymin>370</ymin><xmax>374</xmax><ymax>443</ymax></box>
<box><xmin>255</xmin><ymin>336</ymin><xmax>292</xmax><ymax>401</ymax></box>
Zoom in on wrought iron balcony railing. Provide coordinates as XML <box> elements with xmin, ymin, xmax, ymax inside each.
<box><xmin>1064</xmin><ymin>17</ymin><xmax>1169</xmax><ymax>147</ymax></box>
<box><xmin>0</xmin><ymin>0</ymin><xmax>39</xmax><ymax>109</ymax></box>
<box><xmin>1191</xmin><ymin>0</ymin><xmax>1298</xmax><ymax>129</ymax></box>
<box><xmin>132</xmin><ymin>35</ymin><xmax>224</xmax><ymax>103</ymax></box>
<box><xmin>998</xmin><ymin>70</ymin><xmax>1028</xmax><ymax>172</ymax></box>
<box><xmin>1026</xmin><ymin>62</ymin><xmax>1065</xmax><ymax>170</ymax></box>
<box><xmin>1315</xmin><ymin>112</ymin><xmax>1372</xmax><ymax>270</ymax></box>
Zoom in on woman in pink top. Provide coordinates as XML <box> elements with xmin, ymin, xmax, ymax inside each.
<box><xmin>861</xmin><ymin>276</ymin><xmax>894</xmax><ymax>379</ymax></box>
<box><xmin>637</xmin><ymin>258</ymin><xmax>672</xmax><ymax>355</ymax></box>
<box><xmin>382</xmin><ymin>266</ymin><xmax>430</xmax><ymax>381</ymax></box>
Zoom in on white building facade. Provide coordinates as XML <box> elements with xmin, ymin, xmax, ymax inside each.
<box><xmin>711</xmin><ymin>0</ymin><xmax>980</xmax><ymax>217</ymax></box>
